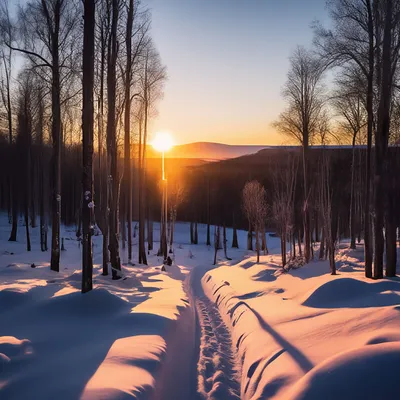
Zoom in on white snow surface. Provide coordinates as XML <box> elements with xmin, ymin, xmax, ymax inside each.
<box><xmin>202</xmin><ymin>244</ymin><xmax>400</xmax><ymax>399</ymax></box>
<box><xmin>1</xmin><ymin>215</ymin><xmax>400</xmax><ymax>399</ymax></box>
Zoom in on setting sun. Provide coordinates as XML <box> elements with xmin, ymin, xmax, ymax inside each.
<box><xmin>151</xmin><ymin>131</ymin><xmax>174</xmax><ymax>153</ymax></box>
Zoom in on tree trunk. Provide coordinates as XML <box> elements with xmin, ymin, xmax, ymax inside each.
<box><xmin>8</xmin><ymin>144</ymin><xmax>18</xmax><ymax>242</ymax></box>
<box><xmin>261</xmin><ymin>226</ymin><xmax>268</xmax><ymax>255</ymax></box>
<box><xmin>385</xmin><ymin>211</ymin><xmax>396</xmax><ymax>277</ymax></box>
<box><xmin>223</xmin><ymin>224</ymin><xmax>231</xmax><ymax>260</ymax></box>
<box><xmin>281</xmin><ymin>234</ymin><xmax>286</xmax><ymax>267</ymax></box>
<box><xmin>256</xmin><ymin>228</ymin><xmax>260</xmax><ymax>263</ymax></box>
<box><xmin>37</xmin><ymin>89</ymin><xmax>46</xmax><ymax>252</ymax></box>
<box><xmin>50</xmin><ymin>13</ymin><xmax>62</xmax><ymax>273</ymax></box>
<box><xmin>247</xmin><ymin>222</ymin><xmax>253</xmax><ymax>250</ymax></box>
<box><xmin>81</xmin><ymin>0</ymin><xmax>95</xmax><ymax>293</ymax></box>
<box><xmin>194</xmin><ymin>222</ymin><xmax>198</xmax><ymax>244</ymax></box>
<box><xmin>314</xmin><ymin>209</ymin><xmax>319</xmax><ymax>243</ymax></box>
<box><xmin>206</xmin><ymin>176</ymin><xmax>211</xmax><ymax>246</ymax></box>
<box><xmin>147</xmin><ymin>217</ymin><xmax>153</xmax><ymax>252</ymax></box>
<box><xmin>124</xmin><ymin>0</ymin><xmax>134</xmax><ymax>264</ymax></box>
<box><xmin>232</xmin><ymin>225</ymin><xmax>239</xmax><ymax>248</ymax></box>
<box><xmin>169</xmin><ymin>211</ymin><xmax>175</xmax><ymax>250</ymax></box>
<box><xmin>107</xmin><ymin>0</ymin><xmax>122</xmax><ymax>279</ymax></box>
<box><xmin>373</xmin><ymin>0</ymin><xmax>393</xmax><ymax>280</ymax></box>
<box><xmin>24</xmin><ymin>208</ymin><xmax>31</xmax><ymax>251</ymax></box>
<box><xmin>364</xmin><ymin>0</ymin><xmax>374</xmax><ymax>279</ymax></box>
<box><xmin>303</xmin><ymin>142</ymin><xmax>312</xmax><ymax>263</ymax></box>
<box><xmin>213</xmin><ymin>225</ymin><xmax>220</xmax><ymax>265</ymax></box>
<box><xmin>385</xmin><ymin>151</ymin><xmax>397</xmax><ymax>276</ymax></box>
<box><xmin>349</xmin><ymin>133</ymin><xmax>357</xmax><ymax>249</ymax></box>
<box><xmin>319</xmin><ymin>228</ymin><xmax>325</xmax><ymax>260</ymax></box>
<box><xmin>298</xmin><ymin>229</ymin><xmax>303</xmax><ymax>257</ymax></box>
<box><xmin>190</xmin><ymin>221</ymin><xmax>194</xmax><ymax>244</ymax></box>
<box><xmin>329</xmin><ymin>240</ymin><xmax>336</xmax><ymax>275</ymax></box>
<box><xmin>292</xmin><ymin>232</ymin><xmax>296</xmax><ymax>258</ymax></box>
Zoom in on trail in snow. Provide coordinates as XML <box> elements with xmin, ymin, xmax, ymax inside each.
<box><xmin>190</xmin><ymin>268</ymin><xmax>241</xmax><ymax>400</ymax></box>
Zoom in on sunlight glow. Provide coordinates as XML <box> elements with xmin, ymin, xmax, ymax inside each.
<box><xmin>151</xmin><ymin>131</ymin><xmax>174</xmax><ymax>153</ymax></box>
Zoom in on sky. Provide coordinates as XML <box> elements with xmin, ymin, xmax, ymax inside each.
<box><xmin>146</xmin><ymin>0</ymin><xmax>330</xmax><ymax>145</ymax></box>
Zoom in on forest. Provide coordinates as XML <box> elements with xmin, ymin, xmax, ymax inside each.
<box><xmin>1</xmin><ymin>1</ymin><xmax>400</xmax><ymax>399</ymax></box>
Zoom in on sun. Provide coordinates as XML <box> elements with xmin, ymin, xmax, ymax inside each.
<box><xmin>151</xmin><ymin>131</ymin><xmax>174</xmax><ymax>153</ymax></box>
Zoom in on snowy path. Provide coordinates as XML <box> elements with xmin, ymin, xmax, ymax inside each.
<box><xmin>189</xmin><ymin>267</ymin><xmax>241</xmax><ymax>400</ymax></box>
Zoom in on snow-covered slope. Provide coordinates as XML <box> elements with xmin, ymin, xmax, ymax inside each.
<box><xmin>202</xmin><ymin>246</ymin><xmax>400</xmax><ymax>399</ymax></box>
<box><xmin>1</xmin><ymin>215</ymin><xmax>400</xmax><ymax>399</ymax></box>
<box><xmin>0</xmin><ymin>217</ymin><xmax>198</xmax><ymax>399</ymax></box>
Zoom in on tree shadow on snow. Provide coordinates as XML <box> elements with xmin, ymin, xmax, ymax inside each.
<box><xmin>245</xmin><ymin>305</ymin><xmax>314</xmax><ymax>374</ymax></box>
<box><xmin>0</xmin><ymin>287</ymin><xmax>170</xmax><ymax>400</ymax></box>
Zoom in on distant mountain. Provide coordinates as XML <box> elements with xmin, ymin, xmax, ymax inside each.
<box><xmin>147</xmin><ymin>142</ymin><xmax>267</xmax><ymax>160</ymax></box>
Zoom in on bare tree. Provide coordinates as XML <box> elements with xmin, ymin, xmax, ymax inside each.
<box><xmin>107</xmin><ymin>0</ymin><xmax>122</xmax><ymax>279</ymax></box>
<box><xmin>0</xmin><ymin>0</ymin><xmax>14</xmax><ymax>226</ymax></box>
<box><xmin>137</xmin><ymin>41</ymin><xmax>166</xmax><ymax>264</ymax></box>
<box><xmin>331</xmin><ymin>70</ymin><xmax>367</xmax><ymax>250</ymax></box>
<box><xmin>313</xmin><ymin>0</ymin><xmax>376</xmax><ymax>278</ymax></box>
<box><xmin>319</xmin><ymin>150</ymin><xmax>337</xmax><ymax>275</ymax></box>
<box><xmin>168</xmin><ymin>178</ymin><xmax>186</xmax><ymax>251</ymax></box>
<box><xmin>95</xmin><ymin>0</ymin><xmax>111</xmax><ymax>276</ymax></box>
<box><xmin>273</xmin><ymin>46</ymin><xmax>324</xmax><ymax>264</ymax></box>
<box><xmin>273</xmin><ymin>154</ymin><xmax>298</xmax><ymax>267</ymax></box>
<box><xmin>213</xmin><ymin>225</ymin><xmax>220</xmax><ymax>265</ymax></box>
<box><xmin>15</xmin><ymin>73</ymin><xmax>34</xmax><ymax>251</ymax></box>
<box><xmin>123</xmin><ymin>1</ymin><xmax>149</xmax><ymax>264</ymax></box>
<box><xmin>81</xmin><ymin>0</ymin><xmax>95</xmax><ymax>293</ymax></box>
<box><xmin>7</xmin><ymin>0</ymin><xmax>80</xmax><ymax>271</ymax></box>
<box><xmin>374</xmin><ymin>0</ymin><xmax>400</xmax><ymax>278</ymax></box>
<box><xmin>242</xmin><ymin>180</ymin><xmax>267</xmax><ymax>263</ymax></box>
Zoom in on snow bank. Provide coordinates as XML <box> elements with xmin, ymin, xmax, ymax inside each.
<box><xmin>0</xmin><ymin>217</ymin><xmax>198</xmax><ymax>399</ymax></box>
<box><xmin>202</xmin><ymin>246</ymin><xmax>400</xmax><ymax>399</ymax></box>
<box><xmin>287</xmin><ymin>343</ymin><xmax>400</xmax><ymax>400</ymax></box>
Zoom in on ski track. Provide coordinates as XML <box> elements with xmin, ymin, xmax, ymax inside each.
<box><xmin>195</xmin><ymin>290</ymin><xmax>241</xmax><ymax>400</ymax></box>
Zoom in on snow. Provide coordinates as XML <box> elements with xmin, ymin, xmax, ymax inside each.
<box><xmin>1</xmin><ymin>215</ymin><xmax>400</xmax><ymax>399</ymax></box>
<box><xmin>0</xmin><ymin>216</ymin><xmax>197</xmax><ymax>399</ymax></box>
<box><xmin>202</xmin><ymin>246</ymin><xmax>400</xmax><ymax>399</ymax></box>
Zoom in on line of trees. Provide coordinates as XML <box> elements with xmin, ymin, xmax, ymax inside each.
<box><xmin>271</xmin><ymin>0</ymin><xmax>400</xmax><ymax>276</ymax></box>
<box><xmin>0</xmin><ymin>0</ymin><xmax>166</xmax><ymax>292</ymax></box>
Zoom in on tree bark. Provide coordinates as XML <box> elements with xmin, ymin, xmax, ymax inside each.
<box><xmin>194</xmin><ymin>221</ymin><xmax>198</xmax><ymax>244</ymax></box>
<box><xmin>373</xmin><ymin>0</ymin><xmax>393</xmax><ymax>279</ymax></box>
<box><xmin>364</xmin><ymin>0</ymin><xmax>374</xmax><ymax>279</ymax></box>
<box><xmin>349</xmin><ymin>133</ymin><xmax>357</xmax><ymax>249</ymax></box>
<box><xmin>8</xmin><ymin>143</ymin><xmax>18</xmax><ymax>242</ymax></box>
<box><xmin>124</xmin><ymin>0</ymin><xmax>134</xmax><ymax>263</ymax></box>
<box><xmin>50</xmin><ymin>2</ymin><xmax>62</xmax><ymax>273</ymax></box>
<box><xmin>81</xmin><ymin>0</ymin><xmax>95</xmax><ymax>293</ymax></box>
<box><xmin>232</xmin><ymin>218</ymin><xmax>239</xmax><ymax>249</ymax></box>
<box><xmin>213</xmin><ymin>225</ymin><xmax>220</xmax><ymax>265</ymax></box>
<box><xmin>247</xmin><ymin>222</ymin><xmax>253</xmax><ymax>250</ymax></box>
<box><xmin>107</xmin><ymin>0</ymin><xmax>122</xmax><ymax>278</ymax></box>
<box><xmin>190</xmin><ymin>221</ymin><xmax>194</xmax><ymax>244</ymax></box>
<box><xmin>303</xmin><ymin>143</ymin><xmax>312</xmax><ymax>263</ymax></box>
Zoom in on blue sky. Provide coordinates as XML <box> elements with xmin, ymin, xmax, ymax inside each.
<box><xmin>146</xmin><ymin>0</ymin><xmax>329</xmax><ymax>144</ymax></box>
<box><xmin>11</xmin><ymin>0</ymin><xmax>330</xmax><ymax>145</ymax></box>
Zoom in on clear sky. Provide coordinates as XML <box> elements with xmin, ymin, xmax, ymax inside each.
<box><xmin>146</xmin><ymin>0</ymin><xmax>329</xmax><ymax>145</ymax></box>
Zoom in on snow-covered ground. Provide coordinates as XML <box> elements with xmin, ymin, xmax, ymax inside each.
<box><xmin>203</xmin><ymin>245</ymin><xmax>400</xmax><ymax>399</ymax></box>
<box><xmin>1</xmin><ymin>215</ymin><xmax>400</xmax><ymax>399</ymax></box>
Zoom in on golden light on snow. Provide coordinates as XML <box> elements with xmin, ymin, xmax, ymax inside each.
<box><xmin>151</xmin><ymin>131</ymin><xmax>174</xmax><ymax>153</ymax></box>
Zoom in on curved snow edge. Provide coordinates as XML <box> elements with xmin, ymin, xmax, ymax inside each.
<box><xmin>202</xmin><ymin>272</ymin><xmax>304</xmax><ymax>400</ymax></box>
